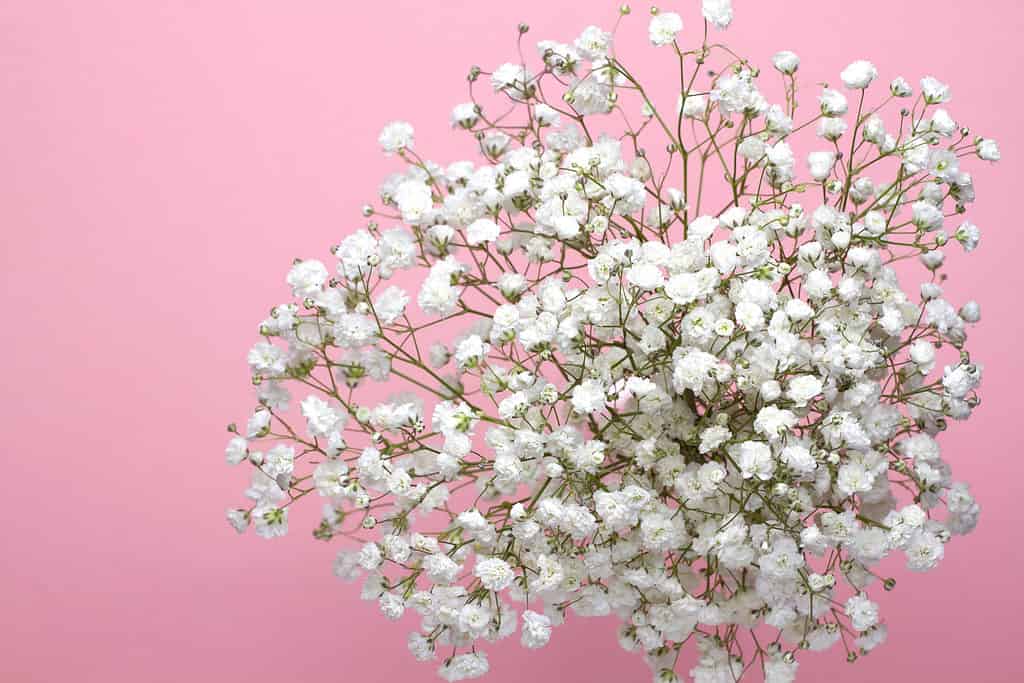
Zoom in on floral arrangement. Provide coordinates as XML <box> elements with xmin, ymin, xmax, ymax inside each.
<box><xmin>223</xmin><ymin>1</ymin><xmax>1000</xmax><ymax>680</ymax></box>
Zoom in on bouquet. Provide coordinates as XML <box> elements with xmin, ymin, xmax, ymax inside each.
<box><xmin>223</xmin><ymin>1</ymin><xmax>999</xmax><ymax>680</ymax></box>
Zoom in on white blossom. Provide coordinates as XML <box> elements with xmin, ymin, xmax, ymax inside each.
<box><xmin>520</xmin><ymin>610</ymin><xmax>552</xmax><ymax>649</ymax></box>
<box><xmin>702</xmin><ymin>0</ymin><xmax>734</xmax><ymax>30</ymax></box>
<box><xmin>772</xmin><ymin>51</ymin><xmax>800</xmax><ymax>75</ymax></box>
<box><xmin>649</xmin><ymin>12</ymin><xmax>683</xmax><ymax>47</ymax></box>
<box><xmin>840</xmin><ymin>60</ymin><xmax>878</xmax><ymax>89</ymax></box>
<box><xmin>378</xmin><ymin>121</ymin><xmax>414</xmax><ymax>154</ymax></box>
<box><xmin>474</xmin><ymin>556</ymin><xmax>515</xmax><ymax>591</ymax></box>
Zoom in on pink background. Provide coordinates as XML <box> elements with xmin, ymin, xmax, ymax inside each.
<box><xmin>3</xmin><ymin>1</ymin><xmax>1022</xmax><ymax>681</ymax></box>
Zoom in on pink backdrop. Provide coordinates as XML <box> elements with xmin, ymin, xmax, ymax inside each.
<box><xmin>3</xmin><ymin>1</ymin><xmax>1022</xmax><ymax>681</ymax></box>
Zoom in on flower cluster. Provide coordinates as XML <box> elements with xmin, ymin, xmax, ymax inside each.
<box><xmin>223</xmin><ymin>2</ymin><xmax>998</xmax><ymax>681</ymax></box>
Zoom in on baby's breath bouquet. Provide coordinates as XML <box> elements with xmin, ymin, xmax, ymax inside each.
<box><xmin>223</xmin><ymin>1</ymin><xmax>999</xmax><ymax>680</ymax></box>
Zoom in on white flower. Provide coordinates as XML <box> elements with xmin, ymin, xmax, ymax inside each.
<box><xmin>649</xmin><ymin>12</ymin><xmax>683</xmax><ymax>47</ymax></box>
<box><xmin>394</xmin><ymin>179</ymin><xmax>433</xmax><ymax>222</ymax></box>
<box><xmin>252</xmin><ymin>504</ymin><xmax>288</xmax><ymax>538</ymax></box>
<box><xmin>689</xmin><ymin>215</ymin><xmax>720</xmax><ymax>241</ymax></box>
<box><xmin>672</xmin><ymin>349</ymin><xmax>718</xmax><ymax>394</ymax></box>
<box><xmin>765</xmin><ymin>655</ymin><xmax>799</xmax><ymax>683</ymax></box>
<box><xmin>920</xmin><ymin>76</ymin><xmax>951</xmax><ymax>104</ymax></box>
<box><xmin>225</xmin><ymin>437</ymin><xmax>248</xmax><ymax>465</ymax></box>
<box><xmin>301</xmin><ymin>395</ymin><xmax>346</xmax><ymax>437</ymax></box>
<box><xmin>454</xmin><ymin>334</ymin><xmax>490</xmax><ymax>369</ymax></box>
<box><xmin>844</xmin><ymin>594</ymin><xmax>879</xmax><ymax>631</ymax></box>
<box><xmin>408</xmin><ymin>633</ymin><xmax>435</xmax><ymax>661</ymax></box>
<box><xmin>313</xmin><ymin>459</ymin><xmax>348</xmax><ymax>496</ymax></box>
<box><xmin>451</xmin><ymin>102</ymin><xmax>479</xmax><ymax>129</ymax></box>
<box><xmin>571</xmin><ymin>379</ymin><xmax>607</xmax><ymax>414</ymax></box>
<box><xmin>977</xmin><ymin>138</ymin><xmax>1000</xmax><ymax>162</ymax></box>
<box><xmin>439</xmin><ymin>652</ymin><xmax>489</xmax><ymax>682</ymax></box>
<box><xmin>245</xmin><ymin>409</ymin><xmax>270</xmax><ymax>438</ymax></box>
<box><xmin>737</xmin><ymin>441</ymin><xmax>774</xmax><ymax>480</ymax></box>
<box><xmin>766</xmin><ymin>140</ymin><xmax>794</xmax><ymax>172</ymax></box>
<box><xmin>262</xmin><ymin>444</ymin><xmax>294</xmax><ymax>481</ymax></box>
<box><xmin>337</xmin><ymin>229</ymin><xmax>378</xmax><ymax>279</ymax></box>
<box><xmin>424</xmin><ymin>553</ymin><xmax>460</xmax><ymax>583</ymax></box>
<box><xmin>286</xmin><ymin>259</ymin><xmax>328</xmax><ymax>298</ymax></box>
<box><xmin>702</xmin><ymin>0</ymin><xmax>734</xmax><ymax>29</ymax></box>
<box><xmin>521</xmin><ymin>610</ymin><xmax>552</xmax><ymax>648</ymax></box>
<box><xmin>960</xmin><ymin>301</ymin><xmax>981</xmax><ymax>324</ymax></box>
<box><xmin>419</xmin><ymin>257</ymin><xmax>464</xmax><ymax>316</ymax></box>
<box><xmin>379</xmin><ymin>592</ymin><xmax>405</xmax><ymax>620</ymax></box>
<box><xmin>605</xmin><ymin>173</ymin><xmax>646</xmax><ymax>214</ymax></box>
<box><xmin>247</xmin><ymin>341</ymin><xmax>286</xmax><ymax>376</ymax></box>
<box><xmin>819</xmin><ymin>89</ymin><xmax>848</xmax><ymax>116</ymax></box>
<box><xmin>710</xmin><ymin>242</ymin><xmax>738</xmax><ymax>273</ymax></box>
<box><xmin>754</xmin><ymin>406</ymin><xmax>797</xmax><ymax>440</ymax></box>
<box><xmin>890</xmin><ymin>76</ymin><xmax>912</xmax><ymax>97</ymax></box>
<box><xmin>535</xmin><ymin>103</ymin><xmax>561</xmax><ymax>127</ymax></box>
<box><xmin>699</xmin><ymin>425</ymin><xmax>731</xmax><ymax>454</ymax></box>
<box><xmin>942</xmin><ymin>363</ymin><xmax>982</xmax><ymax>398</ymax></box>
<box><xmin>466</xmin><ymin>218</ymin><xmax>500</xmax><ymax>245</ymax></box>
<box><xmin>713</xmin><ymin>69</ymin><xmax>767</xmax><ymax>114</ymax></box>
<box><xmin>781</xmin><ymin>444</ymin><xmax>816</xmax><ymax>476</ymax></box>
<box><xmin>760</xmin><ymin>380</ymin><xmax>782</xmax><ymax>402</ymax></box>
<box><xmin>817</xmin><ymin>116</ymin><xmax>847</xmax><ymax>142</ymax></box>
<box><xmin>677</xmin><ymin>93</ymin><xmax>707</xmax><ymax>120</ymax></box>
<box><xmin>474</xmin><ymin>556</ymin><xmax>515</xmax><ymax>591</ymax></box>
<box><xmin>855</xmin><ymin>625</ymin><xmax>888</xmax><ymax>653</ymax></box>
<box><xmin>378</xmin><ymin>121</ymin><xmax>413</xmax><ymax>154</ymax></box>
<box><xmin>772</xmin><ymin>51</ymin><xmax>800</xmax><ymax>75</ymax></box>
<box><xmin>575</xmin><ymin>25</ymin><xmax>612</xmax><ymax>60</ymax></box>
<box><xmin>840</xmin><ymin>60</ymin><xmax>878</xmax><ymax>89</ymax></box>
<box><xmin>626</xmin><ymin>262</ymin><xmax>665</xmax><ymax>290</ymax></box>
<box><xmin>807</xmin><ymin>150</ymin><xmax>836</xmax><ymax>182</ymax></box>
<box><xmin>931</xmin><ymin>109</ymin><xmax>957</xmax><ymax>136</ymax></box>
<box><xmin>906</xmin><ymin>531</ymin><xmax>944</xmax><ymax>571</ymax></box>
<box><xmin>786</xmin><ymin>375</ymin><xmax>823</xmax><ymax>407</ymax></box>
<box><xmin>374</xmin><ymin>285</ymin><xmax>409</xmax><ymax>324</ymax></box>
<box><xmin>492</xmin><ymin>63</ymin><xmax>534</xmax><ymax>99</ymax></box>
<box><xmin>837</xmin><ymin>462</ymin><xmax>874</xmax><ymax>497</ymax></box>
<box><xmin>226</xmin><ymin>508</ymin><xmax>248</xmax><ymax>533</ymax></box>
<box><xmin>568</xmin><ymin>439</ymin><xmax>606</xmax><ymax>473</ymax></box>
